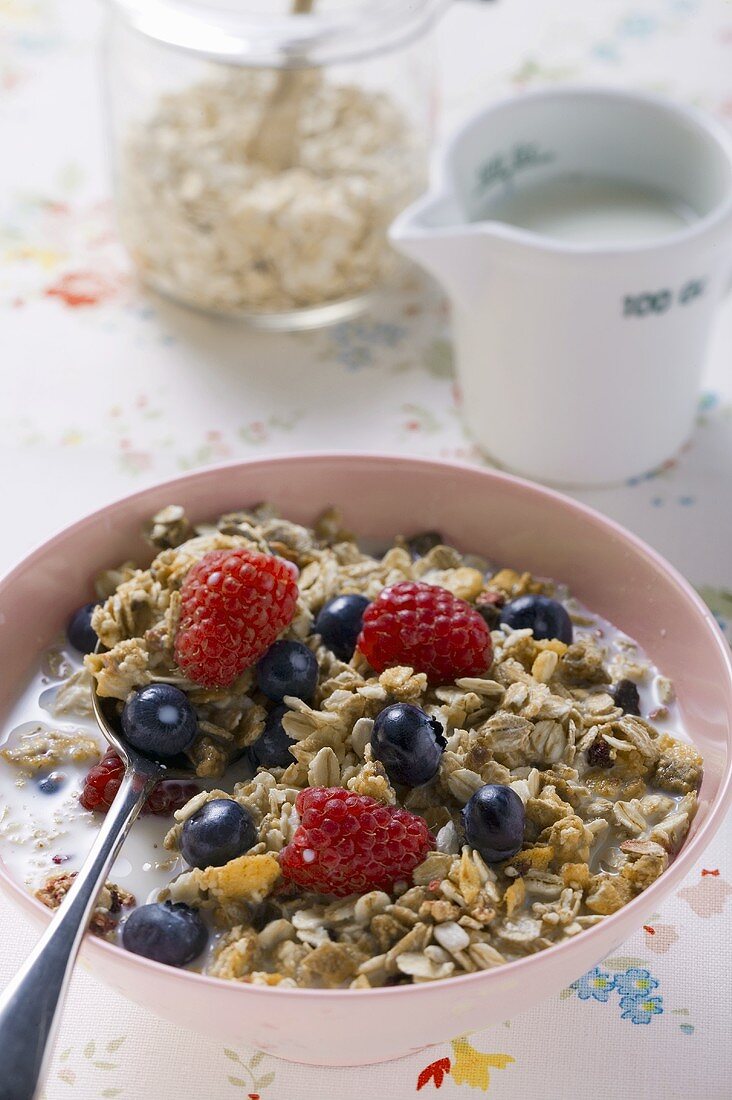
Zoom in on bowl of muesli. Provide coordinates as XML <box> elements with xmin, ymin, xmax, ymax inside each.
<box><xmin>0</xmin><ymin>453</ymin><xmax>729</xmax><ymax>1066</ymax></box>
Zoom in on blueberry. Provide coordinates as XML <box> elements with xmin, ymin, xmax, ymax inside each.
<box><xmin>461</xmin><ymin>784</ymin><xmax>525</xmax><ymax>863</ymax></box>
<box><xmin>499</xmin><ymin>594</ymin><xmax>573</xmax><ymax>644</ymax></box>
<box><xmin>181</xmin><ymin>798</ymin><xmax>257</xmax><ymax>869</ymax></box>
<box><xmin>609</xmin><ymin>678</ymin><xmax>641</xmax><ymax>716</ymax></box>
<box><xmin>313</xmin><ymin>594</ymin><xmax>370</xmax><ymax>661</ymax></box>
<box><xmin>256</xmin><ymin>640</ymin><xmax>318</xmax><ymax>703</ymax></box>
<box><xmin>371</xmin><ymin>702</ymin><xmax>446</xmax><ymax>788</ymax></box>
<box><xmin>38</xmin><ymin>772</ymin><xmax>65</xmax><ymax>795</ymax></box>
<box><xmin>66</xmin><ymin>602</ymin><xmax>99</xmax><ymax>655</ymax></box>
<box><xmin>121</xmin><ymin>684</ymin><xmax>197</xmax><ymax>758</ymax></box>
<box><xmin>122</xmin><ymin>901</ymin><xmax>207</xmax><ymax>967</ymax></box>
<box><xmin>248</xmin><ymin>704</ymin><xmax>295</xmax><ymax>769</ymax></box>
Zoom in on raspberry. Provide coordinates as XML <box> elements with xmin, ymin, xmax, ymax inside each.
<box><xmin>280</xmin><ymin>787</ymin><xmax>433</xmax><ymax>897</ymax></box>
<box><xmin>174</xmin><ymin>548</ymin><xmax>298</xmax><ymax>687</ymax></box>
<box><xmin>357</xmin><ymin>581</ymin><xmax>493</xmax><ymax>684</ymax></box>
<box><xmin>143</xmin><ymin>778</ymin><xmax>202</xmax><ymax>815</ymax></box>
<box><xmin>79</xmin><ymin>750</ymin><xmax>200</xmax><ymax>815</ymax></box>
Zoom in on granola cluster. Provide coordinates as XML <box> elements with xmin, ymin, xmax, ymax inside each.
<box><xmin>36</xmin><ymin>872</ymin><xmax>135</xmax><ymax>940</ymax></box>
<box><xmin>0</xmin><ymin>726</ymin><xmax>99</xmax><ymax>774</ymax></box>
<box><xmin>75</xmin><ymin>507</ymin><xmax>703</xmax><ymax>985</ymax></box>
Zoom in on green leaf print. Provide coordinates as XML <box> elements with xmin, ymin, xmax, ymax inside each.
<box><xmin>602</xmin><ymin>956</ymin><xmax>647</xmax><ymax>970</ymax></box>
<box><xmin>423</xmin><ymin>338</ymin><xmax>454</xmax><ymax>378</ymax></box>
<box><xmin>698</xmin><ymin>586</ymin><xmax>732</xmax><ymax>636</ymax></box>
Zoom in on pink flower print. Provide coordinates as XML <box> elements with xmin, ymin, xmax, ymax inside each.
<box><xmin>643</xmin><ymin>923</ymin><xmax>680</xmax><ymax>954</ymax></box>
<box><xmin>245</xmin><ymin>422</ymin><xmax>267</xmax><ymax>444</ymax></box>
<box><xmin>2</xmin><ymin>69</ymin><xmax>21</xmax><ymax>91</ymax></box>
<box><xmin>678</xmin><ymin>872</ymin><xmax>732</xmax><ymax>917</ymax></box>
<box><xmin>118</xmin><ymin>439</ymin><xmax>153</xmax><ymax>475</ymax></box>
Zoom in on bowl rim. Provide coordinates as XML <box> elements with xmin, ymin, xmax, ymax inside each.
<box><xmin>1</xmin><ymin>450</ymin><xmax>730</xmax><ymax>1001</ymax></box>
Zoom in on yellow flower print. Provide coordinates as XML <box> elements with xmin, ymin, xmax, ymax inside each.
<box><xmin>449</xmin><ymin>1038</ymin><xmax>515</xmax><ymax>1091</ymax></box>
<box><xmin>6</xmin><ymin>245</ymin><xmax>63</xmax><ymax>270</ymax></box>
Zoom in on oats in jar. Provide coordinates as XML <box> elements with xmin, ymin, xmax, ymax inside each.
<box><xmin>117</xmin><ymin>71</ymin><xmax>424</xmax><ymax>316</ymax></box>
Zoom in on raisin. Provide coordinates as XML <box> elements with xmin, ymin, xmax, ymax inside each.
<box><xmin>251</xmin><ymin>900</ymin><xmax>282</xmax><ymax>932</ymax></box>
<box><xmin>464</xmin><ymin>744</ymin><xmax>491</xmax><ymax>771</ymax></box>
<box><xmin>609</xmin><ymin>678</ymin><xmax>641</xmax><ymax>716</ymax></box>
<box><xmin>475</xmin><ymin>590</ymin><xmax>505</xmax><ymax>629</ymax></box>
<box><xmin>587</xmin><ymin>736</ymin><xmax>613</xmax><ymax>769</ymax></box>
<box><xmin>406</xmin><ymin>531</ymin><xmax>444</xmax><ymax>558</ymax></box>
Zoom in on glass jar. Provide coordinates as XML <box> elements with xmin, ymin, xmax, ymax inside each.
<box><xmin>103</xmin><ymin>0</ymin><xmax>446</xmax><ymax>329</ymax></box>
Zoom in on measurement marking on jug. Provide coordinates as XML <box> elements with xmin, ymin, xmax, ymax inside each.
<box><xmin>473</xmin><ymin>143</ymin><xmax>556</xmax><ymax>199</ymax></box>
<box><xmin>623</xmin><ymin>278</ymin><xmax>706</xmax><ymax>317</ymax></box>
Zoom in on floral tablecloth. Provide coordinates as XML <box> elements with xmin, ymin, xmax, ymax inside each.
<box><xmin>1</xmin><ymin>0</ymin><xmax>731</xmax><ymax>1097</ymax></box>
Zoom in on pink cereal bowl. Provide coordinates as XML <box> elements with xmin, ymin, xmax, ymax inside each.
<box><xmin>0</xmin><ymin>453</ymin><xmax>730</xmax><ymax>1066</ymax></box>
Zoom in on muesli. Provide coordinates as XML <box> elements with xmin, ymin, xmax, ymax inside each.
<box><xmin>0</xmin><ymin>505</ymin><xmax>702</xmax><ymax>989</ymax></box>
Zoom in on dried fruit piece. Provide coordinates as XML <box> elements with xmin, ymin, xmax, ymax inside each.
<box><xmin>609</xmin><ymin>678</ymin><xmax>642</xmax><ymax>716</ymax></box>
<box><xmin>587</xmin><ymin>735</ymin><xmax>614</xmax><ymax>769</ymax></box>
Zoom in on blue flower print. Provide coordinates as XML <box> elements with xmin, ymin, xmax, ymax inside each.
<box><xmin>619</xmin><ymin>993</ymin><xmax>664</xmax><ymax>1024</ymax></box>
<box><xmin>592</xmin><ymin>41</ymin><xmax>621</xmax><ymax>63</ymax></box>
<box><xmin>570</xmin><ymin>967</ymin><xmax>616</xmax><ymax>1002</ymax></box>
<box><xmin>566</xmin><ymin>963</ymin><xmax>672</xmax><ymax>1028</ymax></box>
<box><xmin>618</xmin><ymin>14</ymin><xmax>658</xmax><ymax>37</ymax></box>
<box><xmin>329</xmin><ymin>321</ymin><xmax>406</xmax><ymax>369</ymax></box>
<box><xmin>614</xmin><ymin>968</ymin><xmax>659</xmax><ymax>999</ymax></box>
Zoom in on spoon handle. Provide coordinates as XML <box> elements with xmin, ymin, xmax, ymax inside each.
<box><xmin>0</xmin><ymin>766</ymin><xmax>158</xmax><ymax>1100</ymax></box>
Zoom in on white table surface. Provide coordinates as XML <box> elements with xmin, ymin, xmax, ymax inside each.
<box><xmin>1</xmin><ymin>0</ymin><xmax>731</xmax><ymax>1096</ymax></box>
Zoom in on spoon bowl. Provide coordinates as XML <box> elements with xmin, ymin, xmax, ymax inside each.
<box><xmin>90</xmin><ymin>668</ymin><xmax>199</xmax><ymax>781</ymax></box>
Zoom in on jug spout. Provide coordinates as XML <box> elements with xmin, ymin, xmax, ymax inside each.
<box><xmin>390</xmin><ymin>193</ymin><xmax>491</xmax><ymax>299</ymax></box>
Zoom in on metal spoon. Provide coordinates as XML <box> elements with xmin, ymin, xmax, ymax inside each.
<box><xmin>0</xmin><ymin>672</ymin><xmax>198</xmax><ymax>1100</ymax></box>
<box><xmin>245</xmin><ymin>0</ymin><xmax>316</xmax><ymax>172</ymax></box>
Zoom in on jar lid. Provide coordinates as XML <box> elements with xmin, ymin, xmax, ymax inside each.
<box><xmin>108</xmin><ymin>0</ymin><xmax>448</xmax><ymax>66</ymax></box>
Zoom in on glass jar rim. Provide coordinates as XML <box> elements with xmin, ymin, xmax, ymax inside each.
<box><xmin>107</xmin><ymin>0</ymin><xmax>449</xmax><ymax>66</ymax></box>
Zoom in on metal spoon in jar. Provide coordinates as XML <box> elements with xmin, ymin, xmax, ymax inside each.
<box><xmin>245</xmin><ymin>0</ymin><xmax>316</xmax><ymax>172</ymax></box>
<box><xmin>0</xmin><ymin>669</ymin><xmax>201</xmax><ymax>1100</ymax></box>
